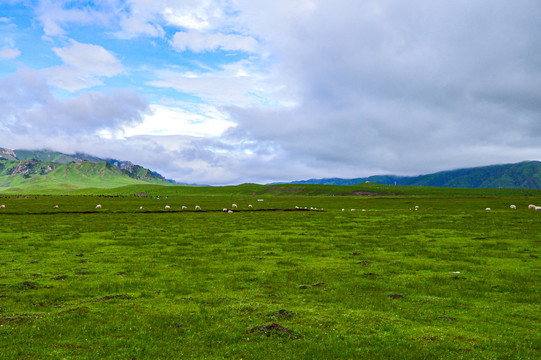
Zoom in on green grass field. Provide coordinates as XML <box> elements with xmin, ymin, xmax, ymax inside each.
<box><xmin>0</xmin><ymin>188</ymin><xmax>539</xmax><ymax>359</ymax></box>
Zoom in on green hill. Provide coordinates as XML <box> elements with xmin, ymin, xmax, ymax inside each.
<box><xmin>286</xmin><ymin>161</ymin><xmax>541</xmax><ymax>189</ymax></box>
<box><xmin>0</xmin><ymin>159</ymin><xmax>170</xmax><ymax>192</ymax></box>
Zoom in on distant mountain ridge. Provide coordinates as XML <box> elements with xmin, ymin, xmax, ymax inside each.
<box><xmin>0</xmin><ymin>147</ymin><xmax>173</xmax><ymax>191</ymax></box>
<box><xmin>279</xmin><ymin>161</ymin><xmax>541</xmax><ymax>189</ymax></box>
<box><xmin>3</xmin><ymin>147</ymin><xmax>541</xmax><ymax>190</ymax></box>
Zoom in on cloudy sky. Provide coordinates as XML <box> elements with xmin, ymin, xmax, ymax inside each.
<box><xmin>1</xmin><ymin>1</ymin><xmax>540</xmax><ymax>184</ymax></box>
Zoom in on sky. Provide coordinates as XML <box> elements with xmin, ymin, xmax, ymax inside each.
<box><xmin>0</xmin><ymin>0</ymin><xmax>540</xmax><ymax>185</ymax></box>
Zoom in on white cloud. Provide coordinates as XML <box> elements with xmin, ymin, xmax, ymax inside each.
<box><xmin>0</xmin><ymin>47</ymin><xmax>20</xmax><ymax>60</ymax></box>
<box><xmin>42</xmin><ymin>40</ymin><xmax>124</xmax><ymax>91</ymax></box>
<box><xmin>0</xmin><ymin>17</ymin><xmax>20</xmax><ymax>60</ymax></box>
<box><xmin>111</xmin><ymin>0</ymin><xmax>232</xmax><ymax>39</ymax></box>
<box><xmin>114</xmin><ymin>14</ymin><xmax>165</xmax><ymax>39</ymax></box>
<box><xmin>159</xmin><ymin>0</ymin><xmax>226</xmax><ymax>30</ymax></box>
<box><xmin>171</xmin><ymin>30</ymin><xmax>258</xmax><ymax>53</ymax></box>
<box><xmin>123</xmin><ymin>103</ymin><xmax>235</xmax><ymax>138</ymax></box>
<box><xmin>148</xmin><ymin>60</ymin><xmax>286</xmax><ymax>107</ymax></box>
<box><xmin>52</xmin><ymin>40</ymin><xmax>123</xmax><ymax>77</ymax></box>
<box><xmin>42</xmin><ymin>66</ymin><xmax>104</xmax><ymax>92</ymax></box>
<box><xmin>0</xmin><ymin>68</ymin><xmax>148</xmax><ymax>136</ymax></box>
<box><xmin>37</xmin><ymin>0</ymin><xmax>112</xmax><ymax>38</ymax></box>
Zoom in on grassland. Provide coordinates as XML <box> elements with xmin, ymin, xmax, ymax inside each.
<box><xmin>0</xmin><ymin>187</ymin><xmax>539</xmax><ymax>359</ymax></box>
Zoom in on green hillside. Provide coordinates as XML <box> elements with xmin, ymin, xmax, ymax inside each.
<box><xmin>8</xmin><ymin>148</ymin><xmax>174</xmax><ymax>181</ymax></box>
<box><xmin>0</xmin><ymin>159</ymin><xmax>170</xmax><ymax>192</ymax></box>
<box><xmin>5</xmin><ymin>179</ymin><xmax>540</xmax><ymax>198</ymax></box>
<box><xmin>288</xmin><ymin>161</ymin><xmax>541</xmax><ymax>189</ymax></box>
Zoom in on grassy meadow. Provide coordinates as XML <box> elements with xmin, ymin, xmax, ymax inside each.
<box><xmin>0</xmin><ymin>186</ymin><xmax>539</xmax><ymax>359</ymax></box>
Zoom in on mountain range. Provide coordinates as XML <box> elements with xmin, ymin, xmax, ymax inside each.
<box><xmin>281</xmin><ymin>161</ymin><xmax>541</xmax><ymax>189</ymax></box>
<box><xmin>0</xmin><ymin>147</ymin><xmax>171</xmax><ymax>191</ymax></box>
<box><xmin>1</xmin><ymin>147</ymin><xmax>541</xmax><ymax>190</ymax></box>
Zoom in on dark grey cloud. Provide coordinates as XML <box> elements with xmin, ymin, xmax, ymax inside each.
<box><xmin>225</xmin><ymin>0</ymin><xmax>541</xmax><ymax>179</ymax></box>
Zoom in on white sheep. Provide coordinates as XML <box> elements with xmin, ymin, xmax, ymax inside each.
<box><xmin>510</xmin><ymin>205</ymin><xmax>516</xmax><ymax>210</ymax></box>
<box><xmin>528</xmin><ymin>204</ymin><xmax>536</xmax><ymax>209</ymax></box>
<box><xmin>139</xmin><ymin>206</ymin><xmax>144</xmax><ymax>210</ymax></box>
<box><xmin>96</xmin><ymin>204</ymin><xmax>102</xmax><ymax>209</ymax></box>
<box><xmin>351</xmin><ymin>209</ymin><xmax>356</xmax><ymax>212</ymax></box>
<box><xmin>0</xmin><ymin>205</ymin><xmax>5</xmax><ymax>209</ymax></box>
<box><xmin>415</xmin><ymin>205</ymin><xmax>419</xmax><ymax>210</ymax></box>
<box><xmin>485</xmin><ymin>208</ymin><xmax>491</xmax><ymax>211</ymax></box>
<box><xmin>222</xmin><ymin>208</ymin><xmax>228</xmax><ymax>212</ymax></box>
<box><xmin>536</xmin><ymin>206</ymin><xmax>541</xmax><ymax>211</ymax></box>
<box><xmin>53</xmin><ymin>205</ymin><xmax>59</xmax><ymax>209</ymax></box>
<box><xmin>232</xmin><ymin>204</ymin><xmax>237</xmax><ymax>208</ymax></box>
<box><xmin>195</xmin><ymin>205</ymin><xmax>201</xmax><ymax>210</ymax></box>
<box><xmin>182</xmin><ymin>206</ymin><xmax>187</xmax><ymax>210</ymax></box>
<box><xmin>248</xmin><ymin>204</ymin><xmax>253</xmax><ymax>208</ymax></box>
<box><xmin>228</xmin><ymin>210</ymin><xmax>233</xmax><ymax>213</ymax></box>
<box><xmin>165</xmin><ymin>205</ymin><xmax>171</xmax><ymax>210</ymax></box>
<box><xmin>342</xmin><ymin>209</ymin><xmax>345</xmax><ymax>212</ymax></box>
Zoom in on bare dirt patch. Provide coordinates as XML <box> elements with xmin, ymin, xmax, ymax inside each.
<box><xmin>21</xmin><ymin>281</ymin><xmax>39</xmax><ymax>289</ymax></box>
<box><xmin>352</xmin><ymin>191</ymin><xmax>382</xmax><ymax>196</ymax></box>
<box><xmin>96</xmin><ymin>294</ymin><xmax>133</xmax><ymax>301</ymax></box>
<box><xmin>388</xmin><ymin>294</ymin><xmax>404</xmax><ymax>299</ymax></box>
<box><xmin>59</xmin><ymin>307</ymin><xmax>90</xmax><ymax>315</ymax></box>
<box><xmin>267</xmin><ymin>309</ymin><xmax>293</xmax><ymax>319</ymax></box>
<box><xmin>247</xmin><ymin>323</ymin><xmax>300</xmax><ymax>338</ymax></box>
<box><xmin>0</xmin><ymin>313</ymin><xmax>40</xmax><ymax>325</ymax></box>
<box><xmin>357</xmin><ymin>261</ymin><xmax>372</xmax><ymax>266</ymax></box>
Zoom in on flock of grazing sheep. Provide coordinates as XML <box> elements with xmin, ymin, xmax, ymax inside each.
<box><xmin>0</xmin><ymin>203</ymin><xmax>540</xmax><ymax>211</ymax></box>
